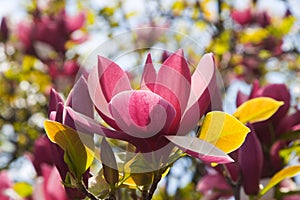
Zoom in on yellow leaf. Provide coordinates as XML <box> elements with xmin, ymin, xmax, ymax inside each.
<box><xmin>233</xmin><ymin>97</ymin><xmax>284</xmax><ymax>124</ymax></box>
<box><xmin>260</xmin><ymin>165</ymin><xmax>300</xmax><ymax>196</ymax></box>
<box><xmin>199</xmin><ymin>111</ymin><xmax>250</xmax><ymax>153</ymax></box>
<box><xmin>44</xmin><ymin>120</ymin><xmax>94</xmax><ymax>178</ymax></box>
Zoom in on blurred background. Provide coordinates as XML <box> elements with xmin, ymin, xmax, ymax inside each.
<box><xmin>1</xmin><ymin>0</ymin><xmax>300</xmax><ymax>199</ymax></box>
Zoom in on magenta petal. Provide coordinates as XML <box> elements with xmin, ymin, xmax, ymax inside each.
<box><xmin>109</xmin><ymin>90</ymin><xmax>176</xmax><ymax>139</ymax></box>
<box><xmin>66</xmin><ymin>12</ymin><xmax>85</xmax><ymax>33</ymax></box>
<box><xmin>276</xmin><ymin>110</ymin><xmax>300</xmax><ymax>135</ymax></box>
<box><xmin>161</xmin><ymin>49</ymin><xmax>191</xmax><ymax>82</ymax></box>
<box><xmin>197</xmin><ymin>173</ymin><xmax>231</xmax><ymax>195</ymax></box>
<box><xmin>66</xmin><ymin>76</ymin><xmax>93</xmax><ymax>118</ymax></box>
<box><xmin>32</xmin><ymin>136</ymin><xmax>54</xmax><ymax>176</ymax></box>
<box><xmin>48</xmin><ymin>88</ymin><xmax>63</xmax><ymax>117</ymax></box>
<box><xmin>97</xmin><ymin>55</ymin><xmax>132</xmax><ymax>101</ymax></box>
<box><xmin>41</xmin><ymin>165</ymin><xmax>68</xmax><ymax>200</ymax></box>
<box><xmin>178</xmin><ymin>53</ymin><xmax>216</xmax><ymax>135</ymax></box>
<box><xmin>236</xmin><ymin>91</ymin><xmax>249</xmax><ymax>107</ymax></box>
<box><xmin>0</xmin><ymin>171</ymin><xmax>12</xmax><ymax>200</ymax></box>
<box><xmin>140</xmin><ymin>53</ymin><xmax>156</xmax><ymax>91</ymax></box>
<box><xmin>66</xmin><ymin>107</ymin><xmax>151</xmax><ymax>151</ymax></box>
<box><xmin>187</xmin><ymin>53</ymin><xmax>216</xmax><ymax>110</ymax></box>
<box><xmin>88</xmin><ymin>56</ymin><xmax>132</xmax><ymax>129</ymax></box>
<box><xmin>154</xmin><ymin>50</ymin><xmax>191</xmax><ymax>132</ymax></box>
<box><xmin>239</xmin><ymin>124</ymin><xmax>263</xmax><ymax>195</ymax></box>
<box><xmin>165</xmin><ymin>136</ymin><xmax>234</xmax><ymax>164</ymax></box>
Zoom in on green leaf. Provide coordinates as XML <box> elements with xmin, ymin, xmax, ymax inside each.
<box><xmin>123</xmin><ymin>153</ymin><xmax>154</xmax><ymax>187</ymax></box>
<box><xmin>260</xmin><ymin>165</ymin><xmax>300</xmax><ymax>196</ymax></box>
<box><xmin>13</xmin><ymin>182</ymin><xmax>33</xmax><ymax>197</ymax></box>
<box><xmin>44</xmin><ymin>120</ymin><xmax>94</xmax><ymax>178</ymax></box>
<box><xmin>199</xmin><ymin>111</ymin><xmax>250</xmax><ymax>153</ymax></box>
<box><xmin>233</xmin><ymin>97</ymin><xmax>284</xmax><ymax>124</ymax></box>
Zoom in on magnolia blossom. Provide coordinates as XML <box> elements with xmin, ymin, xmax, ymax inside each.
<box><xmin>47</xmin><ymin>77</ymin><xmax>94</xmax><ymax>199</ymax></box>
<box><xmin>17</xmin><ymin>9</ymin><xmax>86</xmax><ymax>59</ymax></box>
<box><xmin>233</xmin><ymin>81</ymin><xmax>300</xmax><ymax>194</ymax></box>
<box><xmin>67</xmin><ymin>49</ymin><xmax>233</xmax><ymax>165</ymax></box>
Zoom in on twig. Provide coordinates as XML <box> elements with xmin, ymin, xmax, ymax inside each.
<box><xmin>146</xmin><ymin>173</ymin><xmax>162</xmax><ymax>200</ymax></box>
<box><xmin>76</xmin><ymin>180</ymin><xmax>100</xmax><ymax>200</ymax></box>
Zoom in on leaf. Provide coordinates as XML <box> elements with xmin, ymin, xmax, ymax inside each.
<box><xmin>199</xmin><ymin>111</ymin><xmax>250</xmax><ymax>154</ymax></box>
<box><xmin>165</xmin><ymin>135</ymin><xmax>234</xmax><ymax>164</ymax></box>
<box><xmin>100</xmin><ymin>138</ymin><xmax>119</xmax><ymax>185</ymax></box>
<box><xmin>123</xmin><ymin>153</ymin><xmax>154</xmax><ymax>186</ymax></box>
<box><xmin>44</xmin><ymin>120</ymin><xmax>94</xmax><ymax>178</ymax></box>
<box><xmin>233</xmin><ymin>97</ymin><xmax>284</xmax><ymax>124</ymax></box>
<box><xmin>13</xmin><ymin>182</ymin><xmax>33</xmax><ymax>197</ymax></box>
<box><xmin>88</xmin><ymin>169</ymin><xmax>110</xmax><ymax>197</ymax></box>
<box><xmin>260</xmin><ymin>165</ymin><xmax>300</xmax><ymax>196</ymax></box>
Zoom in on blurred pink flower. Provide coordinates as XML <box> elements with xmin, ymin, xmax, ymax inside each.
<box><xmin>231</xmin><ymin>8</ymin><xmax>270</xmax><ymax>27</ymax></box>
<box><xmin>32</xmin><ymin>165</ymin><xmax>67</xmax><ymax>200</ymax></box>
<box><xmin>17</xmin><ymin>9</ymin><xmax>86</xmax><ymax>59</ymax></box>
<box><xmin>0</xmin><ymin>171</ymin><xmax>12</xmax><ymax>200</ymax></box>
<box><xmin>197</xmin><ymin>172</ymin><xmax>232</xmax><ymax>199</ymax></box>
<box><xmin>231</xmin><ymin>8</ymin><xmax>252</xmax><ymax>26</ymax></box>
<box><xmin>237</xmin><ymin>82</ymin><xmax>300</xmax><ymax>178</ymax></box>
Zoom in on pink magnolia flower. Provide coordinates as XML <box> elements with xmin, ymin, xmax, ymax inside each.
<box><xmin>236</xmin><ymin>81</ymin><xmax>300</xmax><ymax>178</ymax></box>
<box><xmin>47</xmin><ymin>77</ymin><xmax>93</xmax><ymax>199</ymax></box>
<box><xmin>67</xmin><ymin>49</ymin><xmax>233</xmax><ymax>164</ymax></box>
<box><xmin>17</xmin><ymin>9</ymin><xmax>86</xmax><ymax>59</ymax></box>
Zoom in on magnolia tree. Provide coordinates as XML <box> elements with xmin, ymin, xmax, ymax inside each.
<box><xmin>1</xmin><ymin>0</ymin><xmax>300</xmax><ymax>200</ymax></box>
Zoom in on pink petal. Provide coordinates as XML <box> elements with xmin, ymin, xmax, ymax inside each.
<box><xmin>236</xmin><ymin>91</ymin><xmax>249</xmax><ymax>107</ymax></box>
<box><xmin>88</xmin><ymin>56</ymin><xmax>132</xmax><ymax>129</ymax></box>
<box><xmin>41</xmin><ymin>165</ymin><xmax>68</xmax><ymax>200</ymax></box>
<box><xmin>140</xmin><ymin>53</ymin><xmax>156</xmax><ymax>91</ymax></box>
<box><xmin>249</xmin><ymin>79</ymin><xmax>260</xmax><ymax>98</ymax></box>
<box><xmin>66</xmin><ymin>12</ymin><xmax>85</xmax><ymax>33</ymax></box>
<box><xmin>66</xmin><ymin>76</ymin><xmax>93</xmax><ymax>118</ymax></box>
<box><xmin>49</xmin><ymin>88</ymin><xmax>63</xmax><ymax>117</ymax></box>
<box><xmin>66</xmin><ymin>107</ymin><xmax>151</xmax><ymax>152</ymax></box>
<box><xmin>239</xmin><ymin>124</ymin><xmax>263</xmax><ymax>195</ymax></box>
<box><xmin>109</xmin><ymin>90</ymin><xmax>176</xmax><ymax>139</ymax></box>
<box><xmin>197</xmin><ymin>173</ymin><xmax>231</xmax><ymax>194</ymax></box>
<box><xmin>165</xmin><ymin>136</ymin><xmax>234</xmax><ymax>164</ymax></box>
<box><xmin>0</xmin><ymin>171</ymin><xmax>12</xmax><ymax>200</ymax></box>
<box><xmin>178</xmin><ymin>53</ymin><xmax>216</xmax><ymax>135</ymax></box>
<box><xmin>276</xmin><ymin>110</ymin><xmax>300</xmax><ymax>135</ymax></box>
<box><xmin>154</xmin><ymin>49</ymin><xmax>191</xmax><ymax>132</ymax></box>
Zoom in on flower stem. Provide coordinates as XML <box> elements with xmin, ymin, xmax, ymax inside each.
<box><xmin>146</xmin><ymin>172</ymin><xmax>162</xmax><ymax>200</ymax></box>
<box><xmin>76</xmin><ymin>180</ymin><xmax>100</xmax><ymax>200</ymax></box>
